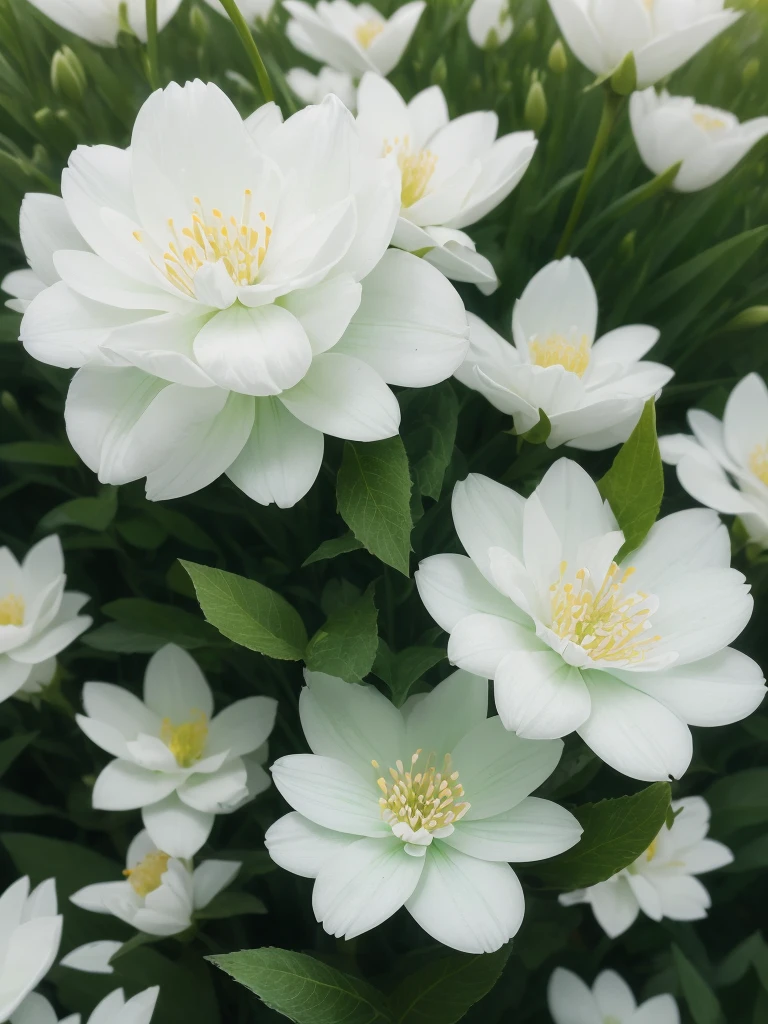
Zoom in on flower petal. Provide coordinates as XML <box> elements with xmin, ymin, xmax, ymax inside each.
<box><xmin>142</xmin><ymin>793</ymin><xmax>214</xmax><ymax>858</ymax></box>
<box><xmin>143</xmin><ymin>644</ymin><xmax>214</xmax><ymax>721</ymax></box>
<box><xmin>192</xmin><ymin>860</ymin><xmax>240</xmax><ymax>909</ymax></box>
<box><xmin>494</xmin><ymin>649</ymin><xmax>592</xmax><ymax>740</ymax></box>
<box><xmin>92</xmin><ymin>759</ymin><xmax>179</xmax><ymax>811</ymax></box>
<box><xmin>279</xmin><ymin>275</ymin><xmax>362</xmax><ymax>355</ymax></box>
<box><xmin>445</xmin><ymin>796</ymin><xmax>581</xmax><ymax>863</ymax></box>
<box><xmin>177</xmin><ymin>760</ymin><xmax>248</xmax><ymax>812</ymax></box>
<box><xmin>547</xmin><ymin>967</ymin><xmax>601</xmax><ymax>1024</ymax></box>
<box><xmin>415</xmin><ymin>554</ymin><xmax>519</xmax><ymax>633</ymax></box>
<box><xmin>265</xmin><ymin>811</ymin><xmax>354</xmax><ymax>878</ymax></box>
<box><xmin>207</xmin><ymin>696</ymin><xmax>277</xmax><ymax>758</ymax></box>
<box><xmin>404</xmin><ymin>670</ymin><xmax>488</xmax><ymax>757</ymax></box>
<box><xmin>452</xmin><ymin>472</ymin><xmax>526</xmax><ymax>580</ymax></box>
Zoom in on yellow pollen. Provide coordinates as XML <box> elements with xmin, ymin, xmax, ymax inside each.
<box><xmin>383</xmin><ymin>135</ymin><xmax>439</xmax><ymax>208</ymax></box>
<box><xmin>144</xmin><ymin>190</ymin><xmax>271</xmax><ymax>297</ymax></box>
<box><xmin>549</xmin><ymin>561</ymin><xmax>660</xmax><ymax>664</ymax></box>
<box><xmin>749</xmin><ymin>442</ymin><xmax>768</xmax><ymax>486</ymax></box>
<box><xmin>693</xmin><ymin>111</ymin><xmax>727</xmax><ymax>133</ymax></box>
<box><xmin>529</xmin><ymin>333</ymin><xmax>591</xmax><ymax>376</ymax></box>
<box><xmin>0</xmin><ymin>593</ymin><xmax>24</xmax><ymax>627</ymax></box>
<box><xmin>374</xmin><ymin>750</ymin><xmax>470</xmax><ymax>835</ymax></box>
<box><xmin>123</xmin><ymin>850</ymin><xmax>170</xmax><ymax>897</ymax></box>
<box><xmin>645</xmin><ymin>836</ymin><xmax>659</xmax><ymax>862</ymax></box>
<box><xmin>161</xmin><ymin>711</ymin><xmax>208</xmax><ymax>768</ymax></box>
<box><xmin>355</xmin><ymin>18</ymin><xmax>384</xmax><ymax>48</ymax></box>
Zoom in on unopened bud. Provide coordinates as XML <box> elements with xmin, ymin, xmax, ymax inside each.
<box><xmin>51</xmin><ymin>46</ymin><xmax>87</xmax><ymax>104</ymax></box>
<box><xmin>520</xmin><ymin>18</ymin><xmax>537</xmax><ymax>43</ymax></box>
<box><xmin>189</xmin><ymin>4</ymin><xmax>210</xmax><ymax>42</ymax></box>
<box><xmin>524</xmin><ymin>79</ymin><xmax>547</xmax><ymax>133</ymax></box>
<box><xmin>430</xmin><ymin>55</ymin><xmax>447</xmax><ymax>87</ymax></box>
<box><xmin>726</xmin><ymin>305</ymin><xmax>768</xmax><ymax>331</ymax></box>
<box><xmin>619</xmin><ymin>230</ymin><xmax>636</xmax><ymax>263</ymax></box>
<box><xmin>743</xmin><ymin>57</ymin><xmax>760</xmax><ymax>86</ymax></box>
<box><xmin>1</xmin><ymin>392</ymin><xmax>19</xmax><ymax>416</ymax></box>
<box><xmin>548</xmin><ymin>39</ymin><xmax>568</xmax><ymax>74</ymax></box>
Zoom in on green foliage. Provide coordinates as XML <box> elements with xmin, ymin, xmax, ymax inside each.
<box><xmin>83</xmin><ymin>598</ymin><xmax>226</xmax><ymax>653</ymax></box>
<box><xmin>402</xmin><ymin>382</ymin><xmax>459</xmax><ymax>502</ymax></box>
<box><xmin>0</xmin><ymin>441</ymin><xmax>78</xmax><ymax>466</ymax></box>
<box><xmin>305</xmin><ymin>584</ymin><xmax>379</xmax><ymax>683</ymax></box>
<box><xmin>389</xmin><ymin>947</ymin><xmax>511</xmax><ymax>1024</ymax></box>
<box><xmin>302</xmin><ymin>532</ymin><xmax>364</xmax><ymax>567</ymax></box>
<box><xmin>373</xmin><ymin>641</ymin><xmax>446</xmax><ymax>706</ymax></box>
<box><xmin>673</xmin><ymin>946</ymin><xmax>725</xmax><ymax>1024</ymax></box>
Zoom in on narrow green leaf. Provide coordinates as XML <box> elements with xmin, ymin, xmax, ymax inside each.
<box><xmin>0</xmin><ymin>732</ymin><xmax>37</xmax><ymax>779</ymax></box>
<box><xmin>402</xmin><ymin>382</ymin><xmax>459</xmax><ymax>501</ymax></box>
<box><xmin>598</xmin><ymin>399</ymin><xmax>663</xmax><ymax>559</ymax></box>
<box><xmin>0</xmin><ymin>788</ymin><xmax>59</xmax><ymax>818</ymax></box>
<box><xmin>181</xmin><ymin>561</ymin><xmax>308</xmax><ymax>660</ymax></box>
<box><xmin>535</xmin><ymin>782</ymin><xmax>671</xmax><ymax>889</ymax></box>
<box><xmin>389</xmin><ymin>946</ymin><xmax>510</xmax><ymax>1024</ymax></box>
<box><xmin>195</xmin><ymin>891</ymin><xmax>267</xmax><ymax>920</ymax></box>
<box><xmin>82</xmin><ymin>598</ymin><xmax>226</xmax><ymax>653</ymax></box>
<box><xmin>208</xmin><ymin>947</ymin><xmax>391</xmax><ymax>1024</ymax></box>
<box><xmin>373</xmin><ymin>642</ymin><xmax>446</xmax><ymax>707</ymax></box>
<box><xmin>39</xmin><ymin>487</ymin><xmax>118</xmax><ymax>532</ymax></box>
<box><xmin>0</xmin><ymin>441</ymin><xmax>78</xmax><ymax>467</ymax></box>
<box><xmin>302</xmin><ymin>532</ymin><xmax>363</xmax><ymax>567</ymax></box>
<box><xmin>337</xmin><ymin>438</ymin><xmax>413</xmax><ymax>575</ymax></box>
<box><xmin>673</xmin><ymin>946</ymin><xmax>725</xmax><ymax>1024</ymax></box>
<box><xmin>305</xmin><ymin>585</ymin><xmax>378</xmax><ymax>684</ymax></box>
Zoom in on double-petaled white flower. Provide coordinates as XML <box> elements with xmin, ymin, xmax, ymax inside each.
<box><xmin>356</xmin><ymin>73</ymin><xmax>536</xmax><ymax>294</ymax></box>
<box><xmin>0</xmin><ymin>877</ymin><xmax>62</xmax><ymax>1024</ymax></box>
<box><xmin>265</xmin><ymin>670</ymin><xmax>581</xmax><ymax>953</ymax></box>
<box><xmin>415</xmin><ymin>460</ymin><xmax>765</xmax><ymax>782</ymax></box>
<box><xmin>661</xmin><ymin>374</ymin><xmax>768</xmax><ymax>549</ymax></box>
<box><xmin>546</xmin><ymin>0</ymin><xmax>740</xmax><ymax>89</ymax></box>
<box><xmin>467</xmin><ymin>0</ymin><xmax>513</xmax><ymax>49</ymax></box>
<box><xmin>284</xmin><ymin>1</ymin><xmax>425</xmax><ymax>77</ymax></box>
<box><xmin>23</xmin><ymin>0</ymin><xmax>181</xmax><ymax>46</ymax></box>
<box><xmin>0</xmin><ymin>536</ymin><xmax>91</xmax><ymax>705</ymax></box>
<box><xmin>548</xmin><ymin>968</ymin><xmax>679</xmax><ymax>1024</ymax></box>
<box><xmin>12</xmin><ymin>987</ymin><xmax>159</xmax><ymax>1024</ymax></box>
<box><xmin>286</xmin><ymin>67</ymin><xmax>357</xmax><ymax>111</ymax></box>
<box><xmin>630</xmin><ymin>89</ymin><xmax>768</xmax><ymax>192</ymax></box>
<box><xmin>202</xmin><ymin>0</ymin><xmax>274</xmax><ymax>24</ymax></box>
<box><xmin>71</xmin><ymin>829</ymin><xmax>240</xmax><ymax>937</ymax></box>
<box><xmin>13</xmin><ymin>81</ymin><xmax>468</xmax><ymax>508</ymax></box>
<box><xmin>77</xmin><ymin>643</ymin><xmax>277</xmax><ymax>858</ymax></box>
<box><xmin>455</xmin><ymin>259</ymin><xmax>673</xmax><ymax>449</ymax></box>
<box><xmin>560</xmin><ymin>796</ymin><xmax>731</xmax><ymax>937</ymax></box>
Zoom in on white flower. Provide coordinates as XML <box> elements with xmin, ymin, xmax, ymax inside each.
<box><xmin>560</xmin><ymin>796</ymin><xmax>732</xmax><ymax>938</ymax></box>
<box><xmin>355</xmin><ymin>74</ymin><xmax>536</xmax><ymax>293</ymax></box>
<box><xmin>23</xmin><ymin>0</ymin><xmax>182</xmax><ymax>46</ymax></box>
<box><xmin>467</xmin><ymin>0</ymin><xmax>513</xmax><ymax>49</ymax></box>
<box><xmin>202</xmin><ymin>0</ymin><xmax>274</xmax><ymax>23</ymax></box>
<box><xmin>71</xmin><ymin>829</ymin><xmax>239</xmax><ymax>937</ymax></box>
<box><xmin>661</xmin><ymin>374</ymin><xmax>768</xmax><ymax>549</ymax></box>
<box><xmin>283</xmin><ymin>0</ymin><xmax>425</xmax><ymax>77</ymax></box>
<box><xmin>265</xmin><ymin>670</ymin><xmax>581</xmax><ymax>954</ymax></box>
<box><xmin>415</xmin><ymin>459</ymin><xmax>765</xmax><ymax>782</ymax></box>
<box><xmin>455</xmin><ymin>259</ymin><xmax>673</xmax><ymax>449</ymax></box>
<box><xmin>630</xmin><ymin>89</ymin><xmax>768</xmax><ymax>192</ymax></box>
<box><xmin>11</xmin><ymin>987</ymin><xmax>158</xmax><ymax>1024</ymax></box>
<box><xmin>0</xmin><ymin>877</ymin><xmax>62</xmax><ymax>1024</ymax></box>
<box><xmin>0</xmin><ymin>536</ymin><xmax>91</xmax><ymax>705</ymax></box>
<box><xmin>548</xmin><ymin>967</ymin><xmax>679</xmax><ymax>1024</ymax></box>
<box><xmin>546</xmin><ymin>0</ymin><xmax>740</xmax><ymax>89</ymax></box>
<box><xmin>286</xmin><ymin>67</ymin><xmax>357</xmax><ymax>111</ymax></box>
<box><xmin>15</xmin><ymin>81</ymin><xmax>467</xmax><ymax>508</ymax></box>
<box><xmin>59</xmin><ymin>941</ymin><xmax>124</xmax><ymax>975</ymax></box>
<box><xmin>76</xmin><ymin>643</ymin><xmax>277</xmax><ymax>857</ymax></box>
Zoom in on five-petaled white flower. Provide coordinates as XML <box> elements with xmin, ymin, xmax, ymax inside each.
<box><xmin>548</xmin><ymin>967</ymin><xmax>680</xmax><ymax>1024</ymax></box>
<box><xmin>467</xmin><ymin>0</ymin><xmax>513</xmax><ymax>49</ymax></box>
<box><xmin>283</xmin><ymin>0</ymin><xmax>425</xmax><ymax>77</ymax></box>
<box><xmin>11</xmin><ymin>987</ymin><xmax>159</xmax><ymax>1024</ymax></box>
<box><xmin>23</xmin><ymin>0</ymin><xmax>182</xmax><ymax>46</ymax></box>
<box><xmin>202</xmin><ymin>0</ymin><xmax>274</xmax><ymax>24</ymax></box>
<box><xmin>630</xmin><ymin>89</ymin><xmax>768</xmax><ymax>192</ymax></box>
<box><xmin>265</xmin><ymin>670</ymin><xmax>581</xmax><ymax>954</ymax></box>
<box><xmin>13</xmin><ymin>81</ymin><xmax>468</xmax><ymax>508</ymax></box>
<box><xmin>71</xmin><ymin>829</ymin><xmax>240</xmax><ymax>938</ymax></box>
<box><xmin>77</xmin><ymin>643</ymin><xmax>277</xmax><ymax>858</ymax></box>
<box><xmin>0</xmin><ymin>877</ymin><xmax>62</xmax><ymax>1024</ymax></box>
<box><xmin>455</xmin><ymin>258</ymin><xmax>673</xmax><ymax>449</ymax></box>
<box><xmin>286</xmin><ymin>66</ymin><xmax>357</xmax><ymax>111</ymax></box>
<box><xmin>661</xmin><ymin>374</ymin><xmax>768</xmax><ymax>549</ymax></box>
<box><xmin>546</xmin><ymin>0</ymin><xmax>740</xmax><ymax>89</ymax></box>
<box><xmin>560</xmin><ymin>796</ymin><xmax>732</xmax><ymax>937</ymax></box>
<box><xmin>356</xmin><ymin>73</ymin><xmax>536</xmax><ymax>294</ymax></box>
<box><xmin>415</xmin><ymin>460</ymin><xmax>765</xmax><ymax>782</ymax></box>
<box><xmin>0</xmin><ymin>536</ymin><xmax>91</xmax><ymax>705</ymax></box>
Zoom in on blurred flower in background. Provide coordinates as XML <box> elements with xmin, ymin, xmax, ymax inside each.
<box><xmin>286</xmin><ymin>65</ymin><xmax>357</xmax><ymax>109</ymax></box>
<box><xmin>467</xmin><ymin>0</ymin><xmax>513</xmax><ymax>49</ymax></box>
<box><xmin>0</xmin><ymin>877</ymin><xmax>62</xmax><ymax>1023</ymax></box>
<box><xmin>24</xmin><ymin>0</ymin><xmax>182</xmax><ymax>46</ymax></box>
<box><xmin>12</xmin><ymin>987</ymin><xmax>159</xmax><ymax>1024</ymax></box>
<box><xmin>548</xmin><ymin>968</ymin><xmax>680</xmax><ymax>1024</ymax></box>
<box><xmin>202</xmin><ymin>0</ymin><xmax>274</xmax><ymax>24</ymax></box>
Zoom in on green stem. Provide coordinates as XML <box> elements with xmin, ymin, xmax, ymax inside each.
<box><xmin>145</xmin><ymin>0</ymin><xmax>160</xmax><ymax>90</ymax></box>
<box><xmin>217</xmin><ymin>0</ymin><xmax>274</xmax><ymax>102</ymax></box>
<box><xmin>555</xmin><ymin>88</ymin><xmax>623</xmax><ymax>258</ymax></box>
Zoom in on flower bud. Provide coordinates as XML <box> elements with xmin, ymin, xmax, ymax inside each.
<box><xmin>524</xmin><ymin>79</ymin><xmax>547</xmax><ymax>134</ymax></box>
<box><xmin>189</xmin><ymin>4</ymin><xmax>210</xmax><ymax>42</ymax></box>
<box><xmin>726</xmin><ymin>306</ymin><xmax>768</xmax><ymax>331</ymax></box>
<box><xmin>1</xmin><ymin>392</ymin><xmax>19</xmax><ymax>417</ymax></box>
<box><xmin>50</xmin><ymin>46</ymin><xmax>87</xmax><ymax>104</ymax></box>
<box><xmin>619</xmin><ymin>230</ymin><xmax>636</xmax><ymax>263</ymax></box>
<box><xmin>548</xmin><ymin>39</ymin><xmax>568</xmax><ymax>74</ymax></box>
<box><xmin>430</xmin><ymin>55</ymin><xmax>447</xmax><ymax>86</ymax></box>
<box><xmin>520</xmin><ymin>18</ymin><xmax>537</xmax><ymax>43</ymax></box>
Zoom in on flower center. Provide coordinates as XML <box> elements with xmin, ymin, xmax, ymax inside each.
<box><xmin>373</xmin><ymin>750</ymin><xmax>470</xmax><ymax>850</ymax></box>
<box><xmin>123</xmin><ymin>850</ymin><xmax>170</xmax><ymax>897</ymax></box>
<box><xmin>693</xmin><ymin>111</ymin><xmax>728</xmax><ymax>133</ymax></box>
<box><xmin>645</xmin><ymin>835</ymin><xmax>659</xmax><ymax>861</ymax></box>
<box><xmin>136</xmin><ymin>190</ymin><xmax>272</xmax><ymax>297</ymax></box>
<box><xmin>749</xmin><ymin>442</ymin><xmax>768</xmax><ymax>486</ymax></box>
<box><xmin>383</xmin><ymin>136</ymin><xmax>439</xmax><ymax>208</ymax></box>
<box><xmin>355</xmin><ymin>19</ymin><xmax>384</xmax><ymax>48</ymax></box>
<box><xmin>161</xmin><ymin>711</ymin><xmax>208</xmax><ymax>768</ymax></box>
<box><xmin>0</xmin><ymin>593</ymin><xmax>24</xmax><ymax>626</ymax></box>
<box><xmin>549</xmin><ymin>561</ymin><xmax>661</xmax><ymax>664</ymax></box>
<box><xmin>529</xmin><ymin>333</ymin><xmax>590</xmax><ymax>376</ymax></box>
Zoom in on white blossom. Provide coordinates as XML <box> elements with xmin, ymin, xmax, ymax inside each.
<box><xmin>202</xmin><ymin>0</ymin><xmax>274</xmax><ymax>23</ymax></box>
<box><xmin>286</xmin><ymin>67</ymin><xmax>357</xmax><ymax>111</ymax></box>
<box><xmin>23</xmin><ymin>0</ymin><xmax>181</xmax><ymax>46</ymax></box>
<box><xmin>548</xmin><ymin>967</ymin><xmax>680</xmax><ymax>1024</ymax></box>
<box><xmin>11</xmin><ymin>987</ymin><xmax>158</xmax><ymax>1024</ymax></box>
<box><xmin>467</xmin><ymin>0</ymin><xmax>513</xmax><ymax>49</ymax></box>
<box><xmin>0</xmin><ymin>877</ymin><xmax>62</xmax><ymax>1023</ymax></box>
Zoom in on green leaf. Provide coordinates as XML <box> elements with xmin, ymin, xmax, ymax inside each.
<box><xmin>305</xmin><ymin>584</ymin><xmax>378</xmax><ymax>684</ymax></box>
<box><xmin>705</xmin><ymin>768</ymin><xmax>768</xmax><ymax>836</ymax></box>
<box><xmin>715</xmin><ymin>933</ymin><xmax>768</xmax><ymax>991</ymax></box>
<box><xmin>373</xmin><ymin>642</ymin><xmax>446</xmax><ymax>707</ymax></box>
<box><xmin>195</xmin><ymin>891</ymin><xmax>267</xmax><ymax>919</ymax></box>
<box><xmin>82</xmin><ymin>598</ymin><xmax>227</xmax><ymax>653</ymax></box>
<box><xmin>673</xmin><ymin>946</ymin><xmax>725</xmax><ymax>1024</ymax></box>
<box><xmin>0</xmin><ymin>788</ymin><xmax>59</xmax><ymax>818</ymax></box>
<box><xmin>389</xmin><ymin>946</ymin><xmax>510</xmax><ymax>1024</ymax></box>
<box><xmin>337</xmin><ymin>438</ymin><xmax>413</xmax><ymax>576</ymax></box>
<box><xmin>39</xmin><ymin>487</ymin><xmax>118</xmax><ymax>532</ymax></box>
<box><xmin>302</xmin><ymin>532</ymin><xmax>363</xmax><ymax>567</ymax></box>
<box><xmin>0</xmin><ymin>441</ymin><xmax>79</xmax><ymax>467</ymax></box>
<box><xmin>534</xmin><ymin>782</ymin><xmax>671</xmax><ymax>889</ymax></box>
<box><xmin>3</xmin><ymin>832</ymin><xmax>121</xmax><ymax>895</ymax></box>
<box><xmin>181</xmin><ymin>561</ymin><xmax>308</xmax><ymax>660</ymax></box>
<box><xmin>402</xmin><ymin>381</ymin><xmax>459</xmax><ymax>501</ymax></box>
<box><xmin>0</xmin><ymin>732</ymin><xmax>37</xmax><ymax>778</ymax></box>
<box><xmin>517</xmin><ymin>409</ymin><xmax>551</xmax><ymax>446</ymax></box>
<box><xmin>598</xmin><ymin>399</ymin><xmax>663</xmax><ymax>559</ymax></box>
<box><xmin>208</xmin><ymin>947</ymin><xmax>391</xmax><ymax>1023</ymax></box>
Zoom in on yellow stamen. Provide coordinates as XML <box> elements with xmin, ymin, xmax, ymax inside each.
<box><xmin>646</xmin><ymin>836</ymin><xmax>659</xmax><ymax>862</ymax></box>
<box><xmin>123</xmin><ymin>850</ymin><xmax>170</xmax><ymax>897</ymax></box>
<box><xmin>374</xmin><ymin>750</ymin><xmax>470</xmax><ymax>836</ymax></box>
<box><xmin>749</xmin><ymin>442</ymin><xmax>768</xmax><ymax>486</ymax></box>
<box><xmin>382</xmin><ymin>134</ymin><xmax>439</xmax><ymax>208</ymax></box>
<box><xmin>161</xmin><ymin>711</ymin><xmax>208</xmax><ymax>768</ymax></box>
<box><xmin>355</xmin><ymin>19</ymin><xmax>384</xmax><ymax>48</ymax></box>
<box><xmin>0</xmin><ymin>593</ymin><xmax>24</xmax><ymax>627</ymax></box>
<box><xmin>529</xmin><ymin>333</ymin><xmax>591</xmax><ymax>376</ymax></box>
<box><xmin>693</xmin><ymin>111</ymin><xmax>727</xmax><ymax>133</ymax></box>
